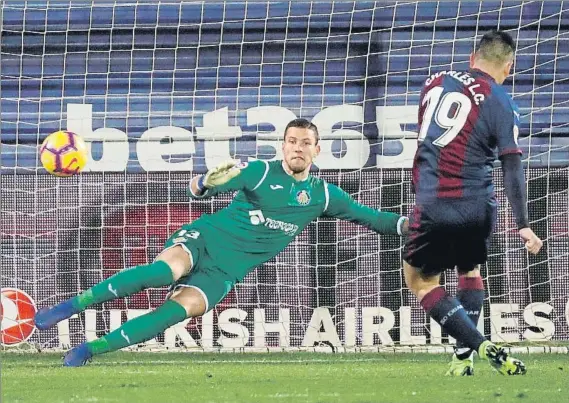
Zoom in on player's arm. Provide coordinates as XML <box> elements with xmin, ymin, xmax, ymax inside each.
<box><xmin>500</xmin><ymin>154</ymin><xmax>527</xmax><ymax>227</ymax></box>
<box><xmin>491</xmin><ymin>97</ymin><xmax>542</xmax><ymax>254</ymax></box>
<box><xmin>492</xmin><ymin>98</ymin><xmax>528</xmax><ymax>228</ymax></box>
<box><xmin>188</xmin><ymin>160</ymin><xmax>268</xmax><ymax>199</ymax></box>
<box><xmin>322</xmin><ymin>183</ymin><xmax>408</xmax><ymax>236</ymax></box>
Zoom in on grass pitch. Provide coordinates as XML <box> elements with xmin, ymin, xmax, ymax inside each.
<box><xmin>2</xmin><ymin>352</ymin><xmax>568</xmax><ymax>403</ymax></box>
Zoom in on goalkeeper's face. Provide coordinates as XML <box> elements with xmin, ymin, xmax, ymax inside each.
<box><xmin>282</xmin><ymin>128</ymin><xmax>320</xmax><ymax>173</ymax></box>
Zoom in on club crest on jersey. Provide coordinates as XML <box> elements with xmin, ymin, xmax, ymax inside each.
<box><xmin>296</xmin><ymin>190</ymin><xmax>311</xmax><ymax>205</ymax></box>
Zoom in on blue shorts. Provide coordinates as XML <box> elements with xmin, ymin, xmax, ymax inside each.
<box><xmin>403</xmin><ymin>198</ymin><xmax>497</xmax><ymax>276</ymax></box>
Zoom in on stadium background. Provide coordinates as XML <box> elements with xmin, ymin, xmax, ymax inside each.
<box><xmin>1</xmin><ymin>1</ymin><xmax>568</xmax><ymax>349</ymax></box>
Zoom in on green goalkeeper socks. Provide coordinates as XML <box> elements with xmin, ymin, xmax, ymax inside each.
<box><xmin>71</xmin><ymin>260</ymin><xmax>175</xmax><ymax>311</ymax></box>
<box><xmin>87</xmin><ymin>300</ymin><xmax>188</xmax><ymax>355</ymax></box>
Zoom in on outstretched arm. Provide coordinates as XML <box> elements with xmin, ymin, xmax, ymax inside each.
<box><xmin>322</xmin><ymin>183</ymin><xmax>408</xmax><ymax>236</ymax></box>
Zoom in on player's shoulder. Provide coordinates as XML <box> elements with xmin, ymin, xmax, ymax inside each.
<box><xmin>235</xmin><ymin>159</ymin><xmax>269</xmax><ymax>175</ymax></box>
<box><xmin>485</xmin><ymin>83</ymin><xmax>518</xmax><ymax>116</ymax></box>
<box><xmin>266</xmin><ymin>159</ymin><xmax>283</xmax><ymax>172</ymax></box>
<box><xmin>231</xmin><ymin>159</ymin><xmax>270</xmax><ymax>190</ymax></box>
<box><xmin>236</xmin><ymin>158</ymin><xmax>263</xmax><ymax>169</ymax></box>
<box><xmin>315</xmin><ymin>179</ymin><xmax>347</xmax><ymax>198</ymax></box>
<box><xmin>303</xmin><ymin>171</ymin><xmax>325</xmax><ymax>187</ymax></box>
<box><xmin>488</xmin><ymin>81</ymin><xmax>512</xmax><ymax>101</ymax></box>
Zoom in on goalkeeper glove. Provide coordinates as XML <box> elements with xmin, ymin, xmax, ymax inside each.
<box><xmin>196</xmin><ymin>160</ymin><xmax>242</xmax><ymax>193</ymax></box>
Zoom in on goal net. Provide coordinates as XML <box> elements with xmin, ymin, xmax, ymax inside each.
<box><xmin>1</xmin><ymin>1</ymin><xmax>568</xmax><ymax>352</ymax></box>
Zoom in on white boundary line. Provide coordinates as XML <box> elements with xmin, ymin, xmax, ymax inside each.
<box><xmin>3</xmin><ymin>345</ymin><xmax>569</xmax><ymax>355</ymax></box>
<box><xmin>6</xmin><ymin>358</ymin><xmax>394</xmax><ymax>368</ymax></box>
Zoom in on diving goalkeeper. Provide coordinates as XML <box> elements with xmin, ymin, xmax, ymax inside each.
<box><xmin>35</xmin><ymin>118</ymin><xmax>408</xmax><ymax>366</ymax></box>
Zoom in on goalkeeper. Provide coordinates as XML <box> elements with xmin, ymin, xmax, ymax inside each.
<box><xmin>35</xmin><ymin>118</ymin><xmax>408</xmax><ymax>366</ymax></box>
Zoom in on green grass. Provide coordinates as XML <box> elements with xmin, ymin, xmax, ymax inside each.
<box><xmin>2</xmin><ymin>352</ymin><xmax>568</xmax><ymax>403</ymax></box>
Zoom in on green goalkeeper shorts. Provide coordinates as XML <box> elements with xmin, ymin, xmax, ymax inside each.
<box><xmin>163</xmin><ymin>225</ymin><xmax>236</xmax><ymax>312</ymax></box>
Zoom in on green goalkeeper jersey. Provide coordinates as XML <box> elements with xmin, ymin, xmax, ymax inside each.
<box><xmin>187</xmin><ymin>160</ymin><xmax>403</xmax><ymax>282</ymax></box>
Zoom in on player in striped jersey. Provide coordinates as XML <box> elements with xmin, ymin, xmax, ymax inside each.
<box><xmin>403</xmin><ymin>30</ymin><xmax>543</xmax><ymax>376</ymax></box>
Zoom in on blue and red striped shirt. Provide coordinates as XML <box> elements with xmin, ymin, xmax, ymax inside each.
<box><xmin>412</xmin><ymin>69</ymin><xmax>522</xmax><ymax>203</ymax></box>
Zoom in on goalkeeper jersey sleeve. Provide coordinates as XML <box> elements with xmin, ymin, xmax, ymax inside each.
<box><xmin>322</xmin><ymin>183</ymin><xmax>403</xmax><ymax>235</ymax></box>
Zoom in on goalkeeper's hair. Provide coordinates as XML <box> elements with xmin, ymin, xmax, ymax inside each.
<box><xmin>284</xmin><ymin>118</ymin><xmax>319</xmax><ymax>144</ymax></box>
<box><xmin>476</xmin><ymin>30</ymin><xmax>516</xmax><ymax>65</ymax></box>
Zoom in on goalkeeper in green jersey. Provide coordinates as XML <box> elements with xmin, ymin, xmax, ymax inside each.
<box><xmin>35</xmin><ymin>118</ymin><xmax>409</xmax><ymax>366</ymax></box>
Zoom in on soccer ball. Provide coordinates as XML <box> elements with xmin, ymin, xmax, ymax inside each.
<box><xmin>40</xmin><ymin>131</ymin><xmax>88</xmax><ymax>176</ymax></box>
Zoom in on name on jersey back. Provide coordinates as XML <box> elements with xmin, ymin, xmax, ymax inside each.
<box><xmin>425</xmin><ymin>70</ymin><xmax>486</xmax><ymax>105</ymax></box>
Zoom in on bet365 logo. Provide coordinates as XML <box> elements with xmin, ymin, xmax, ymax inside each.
<box><xmin>1</xmin><ymin>288</ymin><xmax>37</xmax><ymax>346</ymax></box>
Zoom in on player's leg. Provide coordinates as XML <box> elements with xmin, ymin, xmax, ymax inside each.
<box><xmin>450</xmin><ymin>210</ymin><xmax>526</xmax><ymax>376</ymax></box>
<box><xmin>446</xmin><ymin>265</ymin><xmax>483</xmax><ymax>376</ymax></box>
<box><xmin>404</xmin><ymin>202</ymin><xmax>525</xmax><ymax>375</ymax></box>
<box><xmin>403</xmin><ymin>261</ymin><xmax>488</xmax><ymax>352</ymax></box>
<box><xmin>34</xmin><ymin>225</ymin><xmax>200</xmax><ymax>330</ymax></box>
<box><xmin>403</xmin><ymin>204</ymin><xmax>494</xmax><ymax>369</ymax></box>
<box><xmin>34</xmin><ymin>244</ymin><xmax>191</xmax><ymax>331</ymax></box>
<box><xmin>404</xmin><ymin>261</ymin><xmax>525</xmax><ymax>376</ymax></box>
<box><xmin>63</xmin><ymin>286</ymin><xmax>205</xmax><ymax>367</ymax></box>
<box><xmin>84</xmin><ymin>285</ymin><xmax>207</xmax><ymax>357</ymax></box>
<box><xmin>63</xmin><ymin>257</ymin><xmax>235</xmax><ymax>366</ymax></box>
<box><xmin>404</xmin><ymin>205</ymin><xmax>484</xmax><ymax>351</ymax></box>
<box><xmin>455</xmin><ymin>266</ymin><xmax>485</xmax><ymax>352</ymax></box>
<box><xmin>454</xmin><ymin>198</ymin><xmax>495</xmax><ymax>358</ymax></box>
<box><xmin>447</xmin><ymin>266</ymin><xmax>526</xmax><ymax>376</ymax></box>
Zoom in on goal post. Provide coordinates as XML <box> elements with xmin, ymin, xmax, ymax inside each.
<box><xmin>1</xmin><ymin>1</ymin><xmax>568</xmax><ymax>352</ymax></box>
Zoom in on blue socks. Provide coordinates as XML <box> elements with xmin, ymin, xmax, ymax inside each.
<box><xmin>421</xmin><ymin>286</ymin><xmax>486</xmax><ymax>351</ymax></box>
<box><xmin>455</xmin><ymin>276</ymin><xmax>485</xmax><ymax>357</ymax></box>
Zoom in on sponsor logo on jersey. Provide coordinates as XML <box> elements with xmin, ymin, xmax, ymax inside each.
<box><xmin>296</xmin><ymin>190</ymin><xmax>311</xmax><ymax>205</ymax></box>
<box><xmin>264</xmin><ymin>217</ymin><xmax>299</xmax><ymax>236</ymax></box>
<box><xmin>270</xmin><ymin>184</ymin><xmax>283</xmax><ymax>190</ymax></box>
<box><xmin>1</xmin><ymin>288</ymin><xmax>37</xmax><ymax>346</ymax></box>
<box><xmin>249</xmin><ymin>210</ymin><xmax>299</xmax><ymax>236</ymax></box>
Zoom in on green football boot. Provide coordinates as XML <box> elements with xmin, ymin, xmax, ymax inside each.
<box><xmin>478</xmin><ymin>341</ymin><xmax>527</xmax><ymax>375</ymax></box>
<box><xmin>445</xmin><ymin>352</ymin><xmax>474</xmax><ymax>376</ymax></box>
